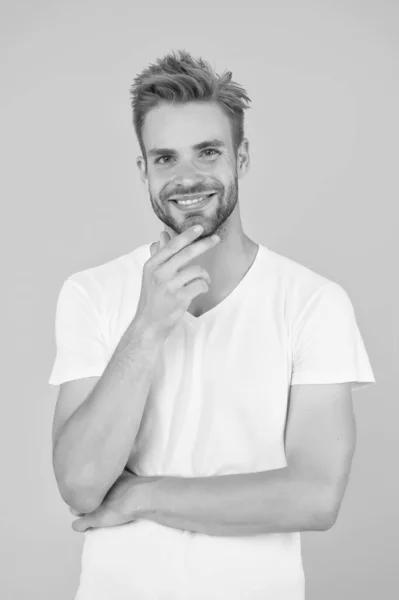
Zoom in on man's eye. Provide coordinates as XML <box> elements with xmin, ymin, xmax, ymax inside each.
<box><xmin>203</xmin><ymin>149</ymin><xmax>221</xmax><ymax>157</ymax></box>
<box><xmin>154</xmin><ymin>149</ymin><xmax>220</xmax><ymax>165</ymax></box>
<box><xmin>155</xmin><ymin>155</ymin><xmax>172</xmax><ymax>165</ymax></box>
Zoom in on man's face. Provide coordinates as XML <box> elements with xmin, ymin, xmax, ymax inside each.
<box><xmin>137</xmin><ymin>101</ymin><xmax>248</xmax><ymax>239</ymax></box>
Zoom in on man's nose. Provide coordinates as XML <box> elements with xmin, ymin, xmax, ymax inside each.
<box><xmin>172</xmin><ymin>159</ymin><xmax>202</xmax><ymax>180</ymax></box>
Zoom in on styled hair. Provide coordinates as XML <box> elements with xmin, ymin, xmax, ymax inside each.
<box><xmin>129</xmin><ymin>49</ymin><xmax>251</xmax><ymax>164</ymax></box>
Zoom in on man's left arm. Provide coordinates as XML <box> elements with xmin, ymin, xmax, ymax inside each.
<box><xmin>72</xmin><ymin>382</ymin><xmax>356</xmax><ymax>536</ymax></box>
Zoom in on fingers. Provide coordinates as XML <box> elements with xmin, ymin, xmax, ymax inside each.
<box><xmin>150</xmin><ymin>238</ymin><xmax>162</xmax><ymax>257</ymax></box>
<box><xmin>150</xmin><ymin>226</ymin><xmax>204</xmax><ymax>266</ymax></box>
<box><xmin>151</xmin><ymin>231</ymin><xmax>170</xmax><ymax>257</ymax></box>
<box><xmin>159</xmin><ymin>231</ymin><xmax>171</xmax><ymax>248</ymax></box>
<box><xmin>72</xmin><ymin>517</ymin><xmax>90</xmax><ymax>532</ymax></box>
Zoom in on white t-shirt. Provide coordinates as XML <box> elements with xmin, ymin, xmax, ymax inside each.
<box><xmin>48</xmin><ymin>242</ymin><xmax>376</xmax><ymax>600</ymax></box>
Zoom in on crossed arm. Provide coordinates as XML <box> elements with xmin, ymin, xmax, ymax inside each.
<box><xmin>71</xmin><ymin>383</ymin><xmax>356</xmax><ymax>536</ymax></box>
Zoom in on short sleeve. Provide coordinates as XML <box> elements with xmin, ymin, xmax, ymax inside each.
<box><xmin>290</xmin><ymin>282</ymin><xmax>376</xmax><ymax>392</ymax></box>
<box><xmin>48</xmin><ymin>278</ymin><xmax>109</xmax><ymax>386</ymax></box>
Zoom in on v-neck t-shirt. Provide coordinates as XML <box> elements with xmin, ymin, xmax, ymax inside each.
<box><xmin>48</xmin><ymin>242</ymin><xmax>376</xmax><ymax>600</ymax></box>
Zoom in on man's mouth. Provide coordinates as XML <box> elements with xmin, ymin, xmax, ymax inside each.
<box><xmin>169</xmin><ymin>192</ymin><xmax>217</xmax><ymax>206</ymax></box>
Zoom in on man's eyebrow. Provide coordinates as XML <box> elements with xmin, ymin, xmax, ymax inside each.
<box><xmin>148</xmin><ymin>139</ymin><xmax>226</xmax><ymax>157</ymax></box>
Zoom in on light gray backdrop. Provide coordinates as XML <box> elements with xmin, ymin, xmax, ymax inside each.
<box><xmin>1</xmin><ymin>1</ymin><xmax>396</xmax><ymax>598</ymax></box>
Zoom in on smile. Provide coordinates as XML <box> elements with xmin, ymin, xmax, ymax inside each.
<box><xmin>170</xmin><ymin>193</ymin><xmax>217</xmax><ymax>210</ymax></box>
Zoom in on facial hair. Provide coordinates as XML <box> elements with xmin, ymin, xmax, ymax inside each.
<box><xmin>148</xmin><ymin>173</ymin><xmax>239</xmax><ymax>240</ymax></box>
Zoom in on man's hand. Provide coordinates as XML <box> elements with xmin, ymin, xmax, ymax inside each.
<box><xmin>70</xmin><ymin>470</ymin><xmax>161</xmax><ymax>532</ymax></box>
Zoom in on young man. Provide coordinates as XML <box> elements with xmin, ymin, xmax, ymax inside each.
<box><xmin>49</xmin><ymin>49</ymin><xmax>376</xmax><ymax>599</ymax></box>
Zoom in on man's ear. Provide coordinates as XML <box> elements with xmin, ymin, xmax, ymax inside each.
<box><xmin>136</xmin><ymin>156</ymin><xmax>149</xmax><ymax>187</ymax></box>
<box><xmin>237</xmin><ymin>138</ymin><xmax>250</xmax><ymax>179</ymax></box>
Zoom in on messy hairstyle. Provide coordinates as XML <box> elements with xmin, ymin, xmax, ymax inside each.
<box><xmin>129</xmin><ymin>49</ymin><xmax>251</xmax><ymax>164</ymax></box>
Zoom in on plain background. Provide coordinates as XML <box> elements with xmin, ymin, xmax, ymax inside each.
<box><xmin>1</xmin><ymin>0</ymin><xmax>397</xmax><ymax>598</ymax></box>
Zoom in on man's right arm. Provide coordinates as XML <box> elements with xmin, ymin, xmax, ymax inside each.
<box><xmin>52</xmin><ymin>316</ymin><xmax>164</xmax><ymax>514</ymax></box>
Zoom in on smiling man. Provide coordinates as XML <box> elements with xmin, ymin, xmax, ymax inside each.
<box><xmin>136</xmin><ymin>69</ymin><xmax>258</xmax><ymax>321</ymax></box>
<box><xmin>48</xmin><ymin>50</ymin><xmax>376</xmax><ymax>599</ymax></box>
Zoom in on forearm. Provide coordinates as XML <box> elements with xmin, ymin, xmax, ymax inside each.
<box><xmin>145</xmin><ymin>468</ymin><xmax>332</xmax><ymax>536</ymax></box>
<box><xmin>53</xmin><ymin>317</ymin><xmax>164</xmax><ymax>513</ymax></box>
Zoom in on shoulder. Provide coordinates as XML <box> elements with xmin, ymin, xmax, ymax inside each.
<box><xmin>260</xmin><ymin>245</ymin><xmax>350</xmax><ymax>319</ymax></box>
<box><xmin>65</xmin><ymin>244</ymin><xmax>151</xmax><ymax>309</ymax></box>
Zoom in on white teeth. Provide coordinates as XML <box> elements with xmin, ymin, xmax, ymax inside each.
<box><xmin>178</xmin><ymin>196</ymin><xmax>205</xmax><ymax>205</ymax></box>
<box><xmin>176</xmin><ymin>195</ymin><xmax>211</xmax><ymax>205</ymax></box>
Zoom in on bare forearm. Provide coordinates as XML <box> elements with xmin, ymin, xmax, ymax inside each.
<box><xmin>53</xmin><ymin>317</ymin><xmax>164</xmax><ymax>513</ymax></box>
<box><xmin>146</xmin><ymin>468</ymin><xmax>333</xmax><ymax>536</ymax></box>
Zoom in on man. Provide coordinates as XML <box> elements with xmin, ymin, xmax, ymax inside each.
<box><xmin>49</xmin><ymin>49</ymin><xmax>376</xmax><ymax>599</ymax></box>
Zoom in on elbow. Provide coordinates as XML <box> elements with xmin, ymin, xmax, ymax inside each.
<box><xmin>62</xmin><ymin>485</ymin><xmax>103</xmax><ymax>515</ymax></box>
<box><xmin>319</xmin><ymin>506</ymin><xmax>338</xmax><ymax>531</ymax></box>
<box><xmin>320</xmin><ymin>475</ymin><xmax>350</xmax><ymax>530</ymax></box>
<box><xmin>304</xmin><ymin>483</ymin><xmax>339</xmax><ymax>531</ymax></box>
<box><xmin>57</xmin><ymin>473</ymin><xmax>104</xmax><ymax>514</ymax></box>
<box><xmin>53</xmin><ymin>457</ymin><xmax>105</xmax><ymax>514</ymax></box>
<box><xmin>318</xmin><ymin>489</ymin><xmax>340</xmax><ymax>531</ymax></box>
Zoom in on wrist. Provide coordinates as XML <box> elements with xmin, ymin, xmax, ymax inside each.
<box><xmin>135</xmin><ymin>476</ymin><xmax>163</xmax><ymax>520</ymax></box>
<box><xmin>131</xmin><ymin>316</ymin><xmax>166</xmax><ymax>345</ymax></box>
